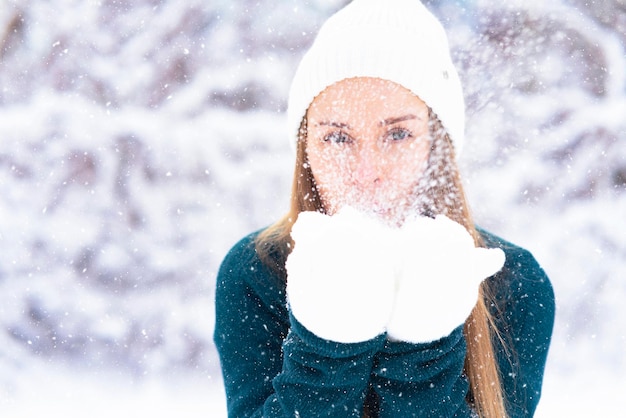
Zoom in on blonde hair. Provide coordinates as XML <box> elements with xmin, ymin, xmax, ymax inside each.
<box><xmin>255</xmin><ymin>111</ymin><xmax>507</xmax><ymax>418</ymax></box>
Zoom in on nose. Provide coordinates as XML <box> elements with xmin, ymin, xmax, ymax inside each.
<box><xmin>352</xmin><ymin>143</ymin><xmax>382</xmax><ymax>186</ymax></box>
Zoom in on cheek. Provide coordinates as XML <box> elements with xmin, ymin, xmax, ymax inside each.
<box><xmin>308</xmin><ymin>153</ymin><xmax>338</xmax><ymax>192</ymax></box>
<box><xmin>385</xmin><ymin>144</ymin><xmax>430</xmax><ymax>186</ymax></box>
<box><xmin>307</xmin><ymin>149</ymin><xmax>356</xmax><ymax>211</ymax></box>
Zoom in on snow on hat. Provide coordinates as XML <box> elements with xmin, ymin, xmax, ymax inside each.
<box><xmin>287</xmin><ymin>0</ymin><xmax>465</xmax><ymax>154</ymax></box>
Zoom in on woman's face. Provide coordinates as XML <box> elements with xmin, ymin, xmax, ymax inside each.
<box><xmin>306</xmin><ymin>77</ymin><xmax>431</xmax><ymax>225</ymax></box>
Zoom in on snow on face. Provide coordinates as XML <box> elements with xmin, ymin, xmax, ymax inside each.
<box><xmin>305</xmin><ymin>77</ymin><xmax>432</xmax><ymax>226</ymax></box>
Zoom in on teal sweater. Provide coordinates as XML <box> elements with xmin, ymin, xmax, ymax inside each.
<box><xmin>213</xmin><ymin>228</ymin><xmax>555</xmax><ymax>417</ymax></box>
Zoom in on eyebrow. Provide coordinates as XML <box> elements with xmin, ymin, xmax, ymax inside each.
<box><xmin>317</xmin><ymin>121</ymin><xmax>351</xmax><ymax>129</ymax></box>
<box><xmin>380</xmin><ymin>114</ymin><xmax>418</xmax><ymax>126</ymax></box>
<box><xmin>315</xmin><ymin>114</ymin><xmax>419</xmax><ymax>129</ymax></box>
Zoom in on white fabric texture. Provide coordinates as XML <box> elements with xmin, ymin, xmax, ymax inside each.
<box><xmin>386</xmin><ymin>215</ymin><xmax>506</xmax><ymax>343</ymax></box>
<box><xmin>286</xmin><ymin>207</ymin><xmax>398</xmax><ymax>343</ymax></box>
<box><xmin>287</xmin><ymin>0</ymin><xmax>465</xmax><ymax>154</ymax></box>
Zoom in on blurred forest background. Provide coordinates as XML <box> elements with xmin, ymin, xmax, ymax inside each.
<box><xmin>0</xmin><ymin>0</ymin><xmax>624</xmax><ymax>415</ymax></box>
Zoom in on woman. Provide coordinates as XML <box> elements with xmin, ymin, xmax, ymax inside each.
<box><xmin>214</xmin><ymin>0</ymin><xmax>555</xmax><ymax>417</ymax></box>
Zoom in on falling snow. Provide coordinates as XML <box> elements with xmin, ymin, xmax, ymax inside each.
<box><xmin>0</xmin><ymin>0</ymin><xmax>624</xmax><ymax>416</ymax></box>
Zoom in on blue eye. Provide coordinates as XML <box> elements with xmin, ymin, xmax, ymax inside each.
<box><xmin>388</xmin><ymin>128</ymin><xmax>412</xmax><ymax>141</ymax></box>
<box><xmin>323</xmin><ymin>131</ymin><xmax>352</xmax><ymax>144</ymax></box>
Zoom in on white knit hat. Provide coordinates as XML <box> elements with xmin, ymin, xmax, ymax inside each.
<box><xmin>287</xmin><ymin>0</ymin><xmax>465</xmax><ymax>154</ymax></box>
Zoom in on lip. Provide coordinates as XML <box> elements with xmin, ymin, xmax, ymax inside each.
<box><xmin>335</xmin><ymin>198</ymin><xmax>396</xmax><ymax>219</ymax></box>
<box><xmin>372</xmin><ymin>206</ymin><xmax>391</xmax><ymax>215</ymax></box>
<box><xmin>368</xmin><ymin>205</ymin><xmax>395</xmax><ymax>221</ymax></box>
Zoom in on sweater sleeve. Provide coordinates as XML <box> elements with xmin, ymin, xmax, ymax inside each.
<box><xmin>213</xmin><ymin>232</ymin><xmax>384</xmax><ymax>417</ymax></box>
<box><xmin>274</xmin><ymin>314</ymin><xmax>385</xmax><ymax>417</ymax></box>
<box><xmin>482</xmin><ymin>232</ymin><xmax>556</xmax><ymax>418</ymax></box>
<box><xmin>371</xmin><ymin>326</ymin><xmax>474</xmax><ymax>417</ymax></box>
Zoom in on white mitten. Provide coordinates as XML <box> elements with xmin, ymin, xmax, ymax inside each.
<box><xmin>386</xmin><ymin>215</ymin><xmax>505</xmax><ymax>343</ymax></box>
<box><xmin>286</xmin><ymin>207</ymin><xmax>397</xmax><ymax>343</ymax></box>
